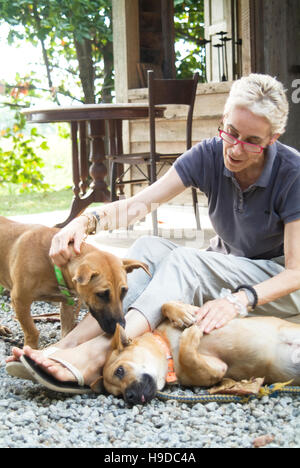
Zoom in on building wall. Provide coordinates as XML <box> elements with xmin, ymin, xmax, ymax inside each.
<box><xmin>122</xmin><ymin>81</ymin><xmax>231</xmax><ymax>200</ymax></box>
<box><xmin>250</xmin><ymin>0</ymin><xmax>300</xmax><ymax>151</ymax></box>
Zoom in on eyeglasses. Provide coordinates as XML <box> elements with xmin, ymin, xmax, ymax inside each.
<box><xmin>218</xmin><ymin>128</ymin><xmax>266</xmax><ymax>154</ymax></box>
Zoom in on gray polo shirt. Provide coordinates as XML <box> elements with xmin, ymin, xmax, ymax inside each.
<box><xmin>174</xmin><ymin>137</ymin><xmax>300</xmax><ymax>260</ymax></box>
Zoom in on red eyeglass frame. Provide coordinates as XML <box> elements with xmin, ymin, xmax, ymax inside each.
<box><xmin>218</xmin><ymin>127</ymin><xmax>266</xmax><ymax>154</ymax></box>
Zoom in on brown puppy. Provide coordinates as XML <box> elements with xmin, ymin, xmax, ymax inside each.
<box><xmin>0</xmin><ymin>216</ymin><xmax>150</xmax><ymax>348</ymax></box>
<box><xmin>103</xmin><ymin>301</ymin><xmax>300</xmax><ymax>405</ymax></box>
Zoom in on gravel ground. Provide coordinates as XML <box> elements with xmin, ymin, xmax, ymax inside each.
<box><xmin>0</xmin><ymin>293</ymin><xmax>299</xmax><ymax>449</ymax></box>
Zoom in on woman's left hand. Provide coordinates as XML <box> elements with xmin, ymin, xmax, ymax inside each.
<box><xmin>195</xmin><ymin>298</ymin><xmax>238</xmax><ymax>334</ymax></box>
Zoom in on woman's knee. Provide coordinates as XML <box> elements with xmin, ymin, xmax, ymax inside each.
<box><xmin>126</xmin><ymin>235</ymin><xmax>177</xmax><ymax>264</ymax></box>
<box><xmin>166</xmin><ymin>245</ymin><xmax>201</xmax><ymax>265</ymax></box>
<box><xmin>166</xmin><ymin>247</ymin><xmax>225</xmax><ymax>278</ymax></box>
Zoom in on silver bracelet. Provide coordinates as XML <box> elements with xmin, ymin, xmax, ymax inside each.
<box><xmin>220</xmin><ymin>288</ymin><xmax>248</xmax><ymax>317</ymax></box>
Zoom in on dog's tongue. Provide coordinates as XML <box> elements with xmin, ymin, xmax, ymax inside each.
<box><xmin>141</xmin><ymin>395</ymin><xmax>145</xmax><ymax>403</ymax></box>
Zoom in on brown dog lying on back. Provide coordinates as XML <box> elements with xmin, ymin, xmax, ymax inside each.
<box><xmin>103</xmin><ymin>301</ymin><xmax>300</xmax><ymax>405</ymax></box>
<box><xmin>0</xmin><ymin>216</ymin><xmax>150</xmax><ymax>348</ymax></box>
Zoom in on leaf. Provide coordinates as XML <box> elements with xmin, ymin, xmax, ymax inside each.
<box><xmin>208</xmin><ymin>377</ymin><xmax>265</xmax><ymax>396</ymax></box>
<box><xmin>253</xmin><ymin>434</ymin><xmax>275</xmax><ymax>448</ymax></box>
<box><xmin>39</xmin><ymin>141</ymin><xmax>49</xmax><ymax>150</ymax></box>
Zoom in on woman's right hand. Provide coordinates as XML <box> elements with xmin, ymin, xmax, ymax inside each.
<box><xmin>49</xmin><ymin>216</ymin><xmax>88</xmax><ymax>267</ymax></box>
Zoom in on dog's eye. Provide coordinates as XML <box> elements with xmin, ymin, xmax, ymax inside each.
<box><xmin>96</xmin><ymin>290</ymin><xmax>110</xmax><ymax>302</ymax></box>
<box><xmin>114</xmin><ymin>366</ymin><xmax>125</xmax><ymax>379</ymax></box>
<box><xmin>120</xmin><ymin>287</ymin><xmax>128</xmax><ymax>301</ymax></box>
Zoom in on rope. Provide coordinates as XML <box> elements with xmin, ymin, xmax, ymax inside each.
<box><xmin>156</xmin><ymin>383</ymin><xmax>300</xmax><ymax>404</ymax></box>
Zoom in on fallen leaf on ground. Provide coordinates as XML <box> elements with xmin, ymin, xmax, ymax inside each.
<box><xmin>253</xmin><ymin>434</ymin><xmax>275</xmax><ymax>448</ymax></box>
<box><xmin>208</xmin><ymin>377</ymin><xmax>265</xmax><ymax>395</ymax></box>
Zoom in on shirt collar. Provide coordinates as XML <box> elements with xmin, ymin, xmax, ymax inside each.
<box><xmin>223</xmin><ymin>141</ymin><xmax>278</xmax><ymax>189</ymax></box>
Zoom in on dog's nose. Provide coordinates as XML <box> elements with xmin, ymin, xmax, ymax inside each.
<box><xmin>103</xmin><ymin>319</ymin><xmax>119</xmax><ymax>335</ymax></box>
<box><xmin>124</xmin><ymin>374</ymin><xmax>157</xmax><ymax>406</ymax></box>
<box><xmin>125</xmin><ymin>387</ymin><xmax>145</xmax><ymax>406</ymax></box>
<box><xmin>103</xmin><ymin>316</ymin><xmax>126</xmax><ymax>335</ymax></box>
<box><xmin>90</xmin><ymin>307</ymin><xmax>126</xmax><ymax>335</ymax></box>
<box><xmin>125</xmin><ymin>389</ymin><xmax>136</xmax><ymax>405</ymax></box>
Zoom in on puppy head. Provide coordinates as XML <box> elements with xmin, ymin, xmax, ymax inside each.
<box><xmin>103</xmin><ymin>324</ymin><xmax>157</xmax><ymax>406</ymax></box>
<box><xmin>72</xmin><ymin>251</ymin><xmax>151</xmax><ymax>336</ymax></box>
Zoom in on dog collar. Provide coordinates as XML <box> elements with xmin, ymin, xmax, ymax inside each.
<box><xmin>53</xmin><ymin>265</ymin><xmax>75</xmax><ymax>306</ymax></box>
<box><xmin>152</xmin><ymin>331</ymin><xmax>177</xmax><ymax>384</ymax></box>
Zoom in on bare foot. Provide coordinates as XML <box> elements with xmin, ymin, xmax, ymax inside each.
<box><xmin>6</xmin><ymin>346</ymin><xmax>76</xmax><ymax>381</ymax></box>
<box><xmin>7</xmin><ymin>337</ymin><xmax>110</xmax><ymax>386</ymax></box>
<box><xmin>23</xmin><ymin>346</ymin><xmax>81</xmax><ymax>383</ymax></box>
<box><xmin>6</xmin><ymin>346</ymin><xmax>26</xmax><ymax>362</ymax></box>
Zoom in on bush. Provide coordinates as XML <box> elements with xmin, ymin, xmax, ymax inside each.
<box><xmin>0</xmin><ymin>75</ymin><xmax>50</xmax><ymax>193</ymax></box>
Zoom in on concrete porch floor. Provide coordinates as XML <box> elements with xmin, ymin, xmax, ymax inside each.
<box><xmin>10</xmin><ymin>204</ymin><xmax>215</xmax><ymax>257</ymax></box>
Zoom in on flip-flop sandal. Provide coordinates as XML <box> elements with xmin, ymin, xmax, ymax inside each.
<box><xmin>5</xmin><ymin>347</ymin><xmax>60</xmax><ymax>382</ymax></box>
<box><xmin>6</xmin><ymin>361</ymin><xmax>37</xmax><ymax>382</ymax></box>
<box><xmin>19</xmin><ymin>354</ymin><xmax>92</xmax><ymax>395</ymax></box>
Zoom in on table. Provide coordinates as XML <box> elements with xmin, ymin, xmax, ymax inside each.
<box><xmin>23</xmin><ymin>103</ymin><xmax>165</xmax><ymax>227</ymax></box>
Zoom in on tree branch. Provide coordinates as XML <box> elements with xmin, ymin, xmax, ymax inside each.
<box><xmin>3</xmin><ymin>84</ymin><xmax>84</xmax><ymax>104</ymax></box>
<box><xmin>175</xmin><ymin>28</ymin><xmax>206</xmax><ymax>47</ymax></box>
<box><xmin>32</xmin><ymin>0</ymin><xmax>60</xmax><ymax>105</ymax></box>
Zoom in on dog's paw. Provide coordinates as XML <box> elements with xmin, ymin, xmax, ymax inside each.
<box><xmin>181</xmin><ymin>324</ymin><xmax>203</xmax><ymax>347</ymax></box>
<box><xmin>162</xmin><ymin>301</ymin><xmax>197</xmax><ymax>329</ymax></box>
<box><xmin>0</xmin><ymin>325</ymin><xmax>12</xmax><ymax>337</ymax></box>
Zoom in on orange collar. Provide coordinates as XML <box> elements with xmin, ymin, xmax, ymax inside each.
<box><xmin>152</xmin><ymin>331</ymin><xmax>177</xmax><ymax>384</ymax></box>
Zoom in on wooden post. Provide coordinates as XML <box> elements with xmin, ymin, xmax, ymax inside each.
<box><xmin>112</xmin><ymin>0</ymin><xmax>140</xmax><ymax>103</ymax></box>
<box><xmin>161</xmin><ymin>0</ymin><xmax>176</xmax><ymax>78</ymax></box>
<box><xmin>249</xmin><ymin>0</ymin><xmax>300</xmax><ymax>150</ymax></box>
<box><xmin>239</xmin><ymin>0</ymin><xmax>251</xmax><ymax>76</ymax></box>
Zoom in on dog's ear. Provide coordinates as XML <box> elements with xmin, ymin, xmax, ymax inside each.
<box><xmin>122</xmin><ymin>259</ymin><xmax>151</xmax><ymax>277</ymax></box>
<box><xmin>111</xmin><ymin>323</ymin><xmax>131</xmax><ymax>352</ymax></box>
<box><xmin>72</xmin><ymin>264</ymin><xmax>99</xmax><ymax>285</ymax></box>
<box><xmin>90</xmin><ymin>376</ymin><xmax>104</xmax><ymax>394</ymax></box>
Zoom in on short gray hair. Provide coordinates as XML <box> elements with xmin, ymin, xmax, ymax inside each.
<box><xmin>224</xmin><ymin>74</ymin><xmax>289</xmax><ymax>135</ymax></box>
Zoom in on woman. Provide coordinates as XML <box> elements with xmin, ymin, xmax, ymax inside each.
<box><xmin>8</xmin><ymin>74</ymin><xmax>300</xmax><ymax>392</ymax></box>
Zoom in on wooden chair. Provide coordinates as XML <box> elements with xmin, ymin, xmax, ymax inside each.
<box><xmin>108</xmin><ymin>70</ymin><xmax>200</xmax><ymax>235</ymax></box>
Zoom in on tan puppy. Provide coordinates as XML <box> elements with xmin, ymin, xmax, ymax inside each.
<box><xmin>0</xmin><ymin>216</ymin><xmax>150</xmax><ymax>348</ymax></box>
<box><xmin>103</xmin><ymin>301</ymin><xmax>300</xmax><ymax>405</ymax></box>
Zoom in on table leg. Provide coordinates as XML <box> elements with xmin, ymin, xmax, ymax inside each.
<box><xmin>116</xmin><ymin>120</ymin><xmax>125</xmax><ymax>198</ymax></box>
<box><xmin>71</xmin><ymin>121</ymin><xmax>80</xmax><ymax>199</ymax></box>
<box><xmin>108</xmin><ymin>119</ymin><xmax>125</xmax><ymax>202</ymax></box>
<box><xmin>56</xmin><ymin>119</ymin><xmax>110</xmax><ymax>228</ymax></box>
<box><xmin>88</xmin><ymin>120</ymin><xmax>110</xmax><ymax>203</ymax></box>
<box><xmin>79</xmin><ymin>121</ymin><xmax>89</xmax><ymax>194</ymax></box>
<box><xmin>108</xmin><ymin>120</ymin><xmax>117</xmax><ymax>202</ymax></box>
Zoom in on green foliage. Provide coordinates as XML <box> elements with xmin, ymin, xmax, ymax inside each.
<box><xmin>0</xmin><ymin>75</ymin><xmax>50</xmax><ymax>193</ymax></box>
<box><xmin>174</xmin><ymin>0</ymin><xmax>206</xmax><ymax>81</ymax></box>
<box><xmin>0</xmin><ymin>0</ymin><xmax>205</xmax><ymax>98</ymax></box>
<box><xmin>0</xmin><ymin>0</ymin><xmax>113</xmax><ymax>103</ymax></box>
<box><xmin>0</xmin><ymin>1</ymin><xmax>114</xmax><ymax>193</ymax></box>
